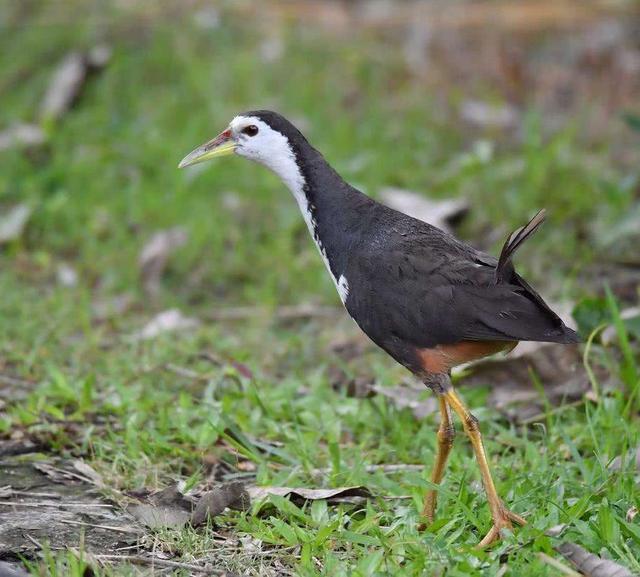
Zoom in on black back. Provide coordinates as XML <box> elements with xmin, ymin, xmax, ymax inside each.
<box><xmin>244</xmin><ymin>111</ymin><xmax>579</xmax><ymax>372</ymax></box>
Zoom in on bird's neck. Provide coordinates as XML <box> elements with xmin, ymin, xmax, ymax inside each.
<box><xmin>260</xmin><ymin>140</ymin><xmax>370</xmax><ymax>290</ymax></box>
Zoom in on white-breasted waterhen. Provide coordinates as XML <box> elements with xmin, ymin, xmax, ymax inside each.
<box><xmin>179</xmin><ymin>111</ymin><xmax>579</xmax><ymax>547</ymax></box>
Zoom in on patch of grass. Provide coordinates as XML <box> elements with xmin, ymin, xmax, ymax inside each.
<box><xmin>1</xmin><ymin>2</ymin><xmax>639</xmax><ymax>576</ymax></box>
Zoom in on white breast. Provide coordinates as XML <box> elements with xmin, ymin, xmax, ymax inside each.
<box><xmin>232</xmin><ymin>115</ymin><xmax>349</xmax><ymax>305</ymax></box>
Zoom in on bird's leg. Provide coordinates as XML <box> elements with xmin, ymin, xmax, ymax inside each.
<box><xmin>418</xmin><ymin>395</ymin><xmax>455</xmax><ymax>530</ymax></box>
<box><xmin>444</xmin><ymin>388</ymin><xmax>526</xmax><ymax>548</ymax></box>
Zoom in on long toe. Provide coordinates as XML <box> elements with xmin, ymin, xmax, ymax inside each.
<box><xmin>476</xmin><ymin>508</ymin><xmax>526</xmax><ymax>549</ymax></box>
<box><xmin>505</xmin><ymin>509</ymin><xmax>526</xmax><ymax>527</ymax></box>
<box><xmin>477</xmin><ymin>518</ymin><xmax>514</xmax><ymax>548</ymax></box>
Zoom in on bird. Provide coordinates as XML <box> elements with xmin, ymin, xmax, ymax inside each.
<box><xmin>179</xmin><ymin>110</ymin><xmax>579</xmax><ymax>547</ymax></box>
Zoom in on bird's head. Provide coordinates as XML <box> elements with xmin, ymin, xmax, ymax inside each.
<box><xmin>179</xmin><ymin>111</ymin><xmax>307</xmax><ymax>181</ymax></box>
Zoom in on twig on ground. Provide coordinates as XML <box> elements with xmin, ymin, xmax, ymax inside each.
<box><xmin>0</xmin><ymin>501</ymin><xmax>114</xmax><ymax>508</ymax></box>
<box><xmin>90</xmin><ymin>554</ymin><xmax>231</xmax><ymax>575</ymax></box>
<box><xmin>24</xmin><ymin>534</ymin><xmax>44</xmax><ymax>550</ymax></box>
<box><xmin>58</xmin><ymin>519</ymin><xmax>140</xmax><ymax>534</ymax></box>
<box><xmin>0</xmin><ymin>489</ymin><xmax>61</xmax><ymax>499</ymax></box>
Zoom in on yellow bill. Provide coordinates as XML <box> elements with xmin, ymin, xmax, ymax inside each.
<box><xmin>178</xmin><ymin>129</ymin><xmax>236</xmax><ymax>168</ymax></box>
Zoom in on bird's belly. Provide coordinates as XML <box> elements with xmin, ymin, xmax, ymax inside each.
<box><xmin>417</xmin><ymin>340</ymin><xmax>517</xmax><ymax>373</ymax></box>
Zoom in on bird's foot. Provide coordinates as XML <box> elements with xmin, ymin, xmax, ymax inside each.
<box><xmin>476</xmin><ymin>506</ymin><xmax>526</xmax><ymax>549</ymax></box>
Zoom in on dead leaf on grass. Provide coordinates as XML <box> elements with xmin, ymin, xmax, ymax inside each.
<box><xmin>39</xmin><ymin>52</ymin><xmax>87</xmax><ymax>121</ymax></box>
<box><xmin>87</xmin><ymin>44</ymin><xmax>112</xmax><ymax>69</ymax></box>
<box><xmin>0</xmin><ymin>205</ymin><xmax>32</xmax><ymax>245</ymax></box>
<box><xmin>556</xmin><ymin>542</ymin><xmax>633</xmax><ymax>577</ymax></box>
<box><xmin>91</xmin><ymin>293</ymin><xmax>134</xmax><ymax>322</ymax></box>
<box><xmin>608</xmin><ymin>446</ymin><xmax>640</xmax><ymax>471</ymax></box>
<box><xmin>33</xmin><ymin>462</ymin><xmax>85</xmax><ymax>484</ymax></box>
<box><xmin>128</xmin><ymin>483</ymin><xmax>253</xmax><ymax>529</ymax></box>
<box><xmin>56</xmin><ymin>263</ymin><xmax>78</xmax><ymax>287</ymax></box>
<box><xmin>190</xmin><ymin>483</ymin><xmax>250</xmax><ymax>527</ymax></box>
<box><xmin>247</xmin><ymin>485</ymin><xmax>371</xmax><ymax>506</ymax></box>
<box><xmin>626</xmin><ymin>506</ymin><xmax>637</xmax><ymax>522</ymax></box>
<box><xmin>138</xmin><ymin>227</ymin><xmax>188</xmax><ymax>297</ymax></box>
<box><xmin>460</xmin><ymin>99</ymin><xmax>519</xmax><ymax>129</ymax></box>
<box><xmin>131</xmin><ymin>309</ymin><xmax>200</xmax><ymax>341</ymax></box>
<box><xmin>601</xmin><ymin>307</ymin><xmax>640</xmax><ymax>345</ymax></box>
<box><xmin>39</xmin><ymin>46</ymin><xmax>111</xmax><ymax>122</ymax></box>
<box><xmin>127</xmin><ymin>485</ymin><xmax>193</xmax><ymax>529</ymax></box>
<box><xmin>371</xmin><ymin>383</ymin><xmax>438</xmax><ymax>419</ymax></box>
<box><xmin>72</xmin><ymin>460</ymin><xmax>105</xmax><ymax>488</ymax></box>
<box><xmin>0</xmin><ymin>124</ymin><xmax>46</xmax><ymax>152</ymax></box>
<box><xmin>379</xmin><ymin>188</ymin><xmax>469</xmax><ymax>233</ymax></box>
<box><xmin>327</xmin><ymin>365</ymin><xmax>374</xmax><ymax>399</ymax></box>
<box><xmin>463</xmin><ymin>343</ymin><xmax>614</xmax><ymax>423</ymax></box>
<box><xmin>594</xmin><ymin>205</ymin><xmax>640</xmax><ymax>266</ymax></box>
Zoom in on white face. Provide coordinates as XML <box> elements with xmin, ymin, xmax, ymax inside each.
<box><xmin>228</xmin><ymin>116</ymin><xmax>303</xmax><ymax>191</ymax></box>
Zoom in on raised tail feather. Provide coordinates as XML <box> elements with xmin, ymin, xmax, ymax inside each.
<box><xmin>495</xmin><ymin>209</ymin><xmax>546</xmax><ymax>284</ymax></box>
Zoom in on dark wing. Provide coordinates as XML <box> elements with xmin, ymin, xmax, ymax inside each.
<box><xmin>345</xmin><ymin>212</ymin><xmax>578</xmax><ymax>349</ymax></box>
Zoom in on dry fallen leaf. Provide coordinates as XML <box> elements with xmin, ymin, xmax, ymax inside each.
<box><xmin>463</xmin><ymin>343</ymin><xmax>614</xmax><ymax>423</ymax></box>
<box><xmin>87</xmin><ymin>44</ymin><xmax>112</xmax><ymax>69</ymax></box>
<box><xmin>190</xmin><ymin>483</ymin><xmax>250</xmax><ymax>527</ymax></box>
<box><xmin>138</xmin><ymin>227</ymin><xmax>188</xmax><ymax>297</ymax></box>
<box><xmin>128</xmin><ymin>485</ymin><xmax>193</xmax><ymax>530</ymax></box>
<box><xmin>626</xmin><ymin>506</ymin><xmax>637</xmax><ymax>522</ymax></box>
<box><xmin>39</xmin><ymin>52</ymin><xmax>87</xmax><ymax>121</ymax></box>
<box><xmin>33</xmin><ymin>462</ymin><xmax>83</xmax><ymax>484</ymax></box>
<box><xmin>72</xmin><ymin>460</ymin><xmax>104</xmax><ymax>488</ymax></box>
<box><xmin>371</xmin><ymin>383</ymin><xmax>438</xmax><ymax>420</ymax></box>
<box><xmin>0</xmin><ymin>205</ymin><xmax>32</xmax><ymax>245</ymax></box>
<box><xmin>38</xmin><ymin>46</ymin><xmax>111</xmax><ymax>123</ymax></box>
<box><xmin>0</xmin><ymin>124</ymin><xmax>46</xmax><ymax>152</ymax></box>
<box><xmin>608</xmin><ymin>446</ymin><xmax>640</xmax><ymax>472</ymax></box>
<box><xmin>601</xmin><ymin>307</ymin><xmax>640</xmax><ymax>345</ymax></box>
<box><xmin>379</xmin><ymin>188</ymin><xmax>469</xmax><ymax>233</ymax></box>
<box><xmin>460</xmin><ymin>100</ymin><xmax>519</xmax><ymax>129</ymax></box>
<box><xmin>56</xmin><ymin>263</ymin><xmax>78</xmax><ymax>287</ymax></box>
<box><xmin>247</xmin><ymin>485</ymin><xmax>371</xmax><ymax>506</ymax></box>
<box><xmin>327</xmin><ymin>364</ymin><xmax>375</xmax><ymax>399</ymax></box>
<box><xmin>91</xmin><ymin>293</ymin><xmax>134</xmax><ymax>322</ymax></box>
<box><xmin>131</xmin><ymin>309</ymin><xmax>200</xmax><ymax>341</ymax></box>
<box><xmin>556</xmin><ymin>542</ymin><xmax>633</xmax><ymax>577</ymax></box>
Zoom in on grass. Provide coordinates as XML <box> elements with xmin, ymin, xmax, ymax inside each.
<box><xmin>1</xmin><ymin>2</ymin><xmax>640</xmax><ymax>575</ymax></box>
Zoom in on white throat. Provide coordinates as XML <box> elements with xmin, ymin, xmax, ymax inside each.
<box><xmin>230</xmin><ymin>115</ymin><xmax>348</xmax><ymax>303</ymax></box>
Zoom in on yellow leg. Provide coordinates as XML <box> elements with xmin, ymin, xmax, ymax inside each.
<box><xmin>418</xmin><ymin>395</ymin><xmax>455</xmax><ymax>530</ymax></box>
<box><xmin>444</xmin><ymin>388</ymin><xmax>526</xmax><ymax>548</ymax></box>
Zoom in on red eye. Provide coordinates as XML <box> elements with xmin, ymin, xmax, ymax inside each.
<box><xmin>242</xmin><ymin>125</ymin><xmax>259</xmax><ymax>137</ymax></box>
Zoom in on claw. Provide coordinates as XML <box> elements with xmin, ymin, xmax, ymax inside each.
<box><xmin>476</xmin><ymin>506</ymin><xmax>526</xmax><ymax>548</ymax></box>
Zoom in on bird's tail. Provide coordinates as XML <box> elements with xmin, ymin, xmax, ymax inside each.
<box><xmin>495</xmin><ymin>209</ymin><xmax>546</xmax><ymax>284</ymax></box>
